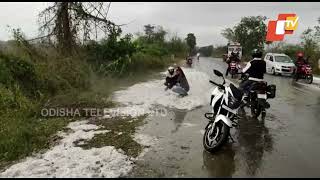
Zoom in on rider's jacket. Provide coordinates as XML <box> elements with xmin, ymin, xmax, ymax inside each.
<box><xmin>242</xmin><ymin>58</ymin><xmax>266</xmax><ymax>81</ymax></box>
<box><xmin>295</xmin><ymin>57</ymin><xmax>307</xmax><ymax>67</ymax></box>
<box><xmin>165</xmin><ymin>72</ymin><xmax>178</xmax><ymax>89</ymax></box>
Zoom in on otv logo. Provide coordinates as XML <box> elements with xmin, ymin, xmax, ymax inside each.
<box><xmin>266</xmin><ymin>13</ymin><xmax>299</xmax><ymax>42</ymax></box>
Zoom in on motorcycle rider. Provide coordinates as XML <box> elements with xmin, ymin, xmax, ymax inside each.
<box><xmin>239</xmin><ymin>49</ymin><xmax>266</xmax><ymax>97</ymax></box>
<box><xmin>225</xmin><ymin>51</ymin><xmax>241</xmax><ymax>76</ymax></box>
<box><xmin>186</xmin><ymin>55</ymin><xmax>193</xmax><ymax>65</ymax></box>
<box><xmin>294</xmin><ymin>52</ymin><xmax>308</xmax><ymax>81</ymax></box>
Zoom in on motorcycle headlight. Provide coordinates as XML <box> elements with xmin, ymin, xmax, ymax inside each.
<box><xmin>228</xmin><ymin>93</ymin><xmax>241</xmax><ymax>109</ymax></box>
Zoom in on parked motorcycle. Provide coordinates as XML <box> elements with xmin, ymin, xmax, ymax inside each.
<box><xmin>203</xmin><ymin>69</ymin><xmax>244</xmax><ymax>153</ymax></box>
<box><xmin>203</xmin><ymin>69</ymin><xmax>276</xmax><ymax>153</ymax></box>
<box><xmin>294</xmin><ymin>64</ymin><xmax>313</xmax><ymax>84</ymax></box>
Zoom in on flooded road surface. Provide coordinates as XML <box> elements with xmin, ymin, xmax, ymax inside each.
<box><xmin>125</xmin><ymin>57</ymin><xmax>320</xmax><ymax>178</ymax></box>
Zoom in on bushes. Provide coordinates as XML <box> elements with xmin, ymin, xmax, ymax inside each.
<box><xmin>0</xmin><ymin>53</ymin><xmax>39</xmax><ymax>98</ymax></box>
<box><xmin>0</xmin><ymin>26</ymin><xmax>187</xmax><ymax>168</ymax></box>
<box><xmin>0</xmin><ymin>85</ymin><xmax>33</xmax><ymax>114</ymax></box>
<box><xmin>84</xmin><ymin>29</ymin><xmax>186</xmax><ymax>77</ymax></box>
<box><xmin>85</xmin><ymin>34</ymin><xmax>139</xmax><ymax>72</ymax></box>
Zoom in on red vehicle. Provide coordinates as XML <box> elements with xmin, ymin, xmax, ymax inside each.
<box><xmin>295</xmin><ymin>64</ymin><xmax>313</xmax><ymax>84</ymax></box>
<box><xmin>229</xmin><ymin>60</ymin><xmax>241</xmax><ymax>78</ymax></box>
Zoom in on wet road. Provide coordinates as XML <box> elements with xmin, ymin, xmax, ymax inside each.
<box><xmin>126</xmin><ymin>57</ymin><xmax>320</xmax><ymax>178</ymax></box>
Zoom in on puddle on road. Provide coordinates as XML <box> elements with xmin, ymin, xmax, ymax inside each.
<box><xmin>125</xmin><ymin>105</ymin><xmax>280</xmax><ymax>178</ymax></box>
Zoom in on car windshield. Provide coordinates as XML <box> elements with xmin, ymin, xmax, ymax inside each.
<box><xmin>275</xmin><ymin>56</ymin><xmax>292</xmax><ymax>63</ymax></box>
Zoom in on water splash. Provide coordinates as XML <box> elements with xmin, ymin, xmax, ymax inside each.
<box><xmin>112</xmin><ymin>67</ymin><xmax>214</xmax><ymax>112</ymax></box>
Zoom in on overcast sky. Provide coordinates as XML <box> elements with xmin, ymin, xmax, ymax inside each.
<box><xmin>0</xmin><ymin>2</ymin><xmax>319</xmax><ymax>47</ymax></box>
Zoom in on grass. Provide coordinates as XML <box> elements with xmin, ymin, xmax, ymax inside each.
<box><xmin>0</xmin><ymin>54</ymin><xmax>183</xmax><ymax>171</ymax></box>
<box><xmin>76</xmin><ymin>115</ymin><xmax>147</xmax><ymax>158</ymax></box>
<box><xmin>0</xmin><ymin>111</ymin><xmax>72</xmax><ymax>170</ymax></box>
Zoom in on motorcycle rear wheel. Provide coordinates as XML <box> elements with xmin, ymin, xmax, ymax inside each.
<box><xmin>203</xmin><ymin>121</ymin><xmax>230</xmax><ymax>153</ymax></box>
<box><xmin>251</xmin><ymin>102</ymin><xmax>262</xmax><ymax>118</ymax></box>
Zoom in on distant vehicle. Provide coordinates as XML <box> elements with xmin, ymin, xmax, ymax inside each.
<box><xmin>264</xmin><ymin>53</ymin><xmax>296</xmax><ymax>76</ymax></box>
<box><xmin>294</xmin><ymin>64</ymin><xmax>313</xmax><ymax>84</ymax></box>
<box><xmin>227</xmin><ymin>42</ymin><xmax>242</xmax><ymax>59</ymax></box>
<box><xmin>223</xmin><ymin>42</ymin><xmax>242</xmax><ymax>62</ymax></box>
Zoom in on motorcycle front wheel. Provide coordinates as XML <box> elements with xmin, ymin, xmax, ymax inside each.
<box><xmin>203</xmin><ymin>121</ymin><xmax>230</xmax><ymax>153</ymax></box>
<box><xmin>306</xmin><ymin>75</ymin><xmax>313</xmax><ymax>84</ymax></box>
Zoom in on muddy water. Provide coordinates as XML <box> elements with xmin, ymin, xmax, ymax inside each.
<box><xmin>125</xmin><ymin>57</ymin><xmax>320</xmax><ymax>177</ymax></box>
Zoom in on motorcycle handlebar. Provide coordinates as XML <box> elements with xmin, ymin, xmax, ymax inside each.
<box><xmin>209</xmin><ymin>80</ymin><xmax>224</xmax><ymax>89</ymax></box>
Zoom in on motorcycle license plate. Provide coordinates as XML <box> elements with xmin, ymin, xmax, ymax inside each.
<box><xmin>257</xmin><ymin>94</ymin><xmax>267</xmax><ymax>99</ymax></box>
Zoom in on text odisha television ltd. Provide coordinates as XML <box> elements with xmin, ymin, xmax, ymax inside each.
<box><xmin>266</xmin><ymin>13</ymin><xmax>299</xmax><ymax>42</ymax></box>
<box><xmin>40</xmin><ymin>107</ymin><xmax>168</xmax><ymax>117</ymax></box>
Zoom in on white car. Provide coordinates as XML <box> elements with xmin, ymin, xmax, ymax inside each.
<box><xmin>264</xmin><ymin>53</ymin><xmax>296</xmax><ymax>76</ymax></box>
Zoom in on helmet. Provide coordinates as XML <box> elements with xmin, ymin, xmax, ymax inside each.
<box><xmin>251</xmin><ymin>49</ymin><xmax>263</xmax><ymax>58</ymax></box>
<box><xmin>168</xmin><ymin>66</ymin><xmax>174</xmax><ymax>75</ymax></box>
<box><xmin>297</xmin><ymin>52</ymin><xmax>304</xmax><ymax>58</ymax></box>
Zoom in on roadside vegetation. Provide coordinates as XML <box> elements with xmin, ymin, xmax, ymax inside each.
<box><xmin>0</xmin><ymin>2</ymin><xmax>193</xmax><ymax>169</ymax></box>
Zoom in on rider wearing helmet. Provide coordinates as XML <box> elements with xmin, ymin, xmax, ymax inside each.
<box><xmin>239</xmin><ymin>48</ymin><xmax>266</xmax><ymax>95</ymax></box>
<box><xmin>294</xmin><ymin>52</ymin><xmax>308</xmax><ymax>79</ymax></box>
<box><xmin>225</xmin><ymin>51</ymin><xmax>241</xmax><ymax>76</ymax></box>
<box><xmin>295</xmin><ymin>52</ymin><xmax>306</xmax><ymax>66</ymax></box>
<box><xmin>164</xmin><ymin>66</ymin><xmax>178</xmax><ymax>90</ymax></box>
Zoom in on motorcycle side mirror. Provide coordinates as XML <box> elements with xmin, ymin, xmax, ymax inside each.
<box><xmin>213</xmin><ymin>69</ymin><xmax>226</xmax><ymax>85</ymax></box>
<box><xmin>213</xmin><ymin>69</ymin><xmax>223</xmax><ymax>77</ymax></box>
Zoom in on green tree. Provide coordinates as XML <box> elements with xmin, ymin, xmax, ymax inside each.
<box><xmin>186</xmin><ymin>33</ymin><xmax>196</xmax><ymax>55</ymax></box>
<box><xmin>300</xmin><ymin>26</ymin><xmax>320</xmax><ymax>72</ymax></box>
<box><xmin>144</xmin><ymin>24</ymin><xmax>155</xmax><ymax>42</ymax></box>
<box><xmin>221</xmin><ymin>16</ymin><xmax>268</xmax><ymax>57</ymax></box>
<box><xmin>221</xmin><ymin>28</ymin><xmax>236</xmax><ymax>43</ymax></box>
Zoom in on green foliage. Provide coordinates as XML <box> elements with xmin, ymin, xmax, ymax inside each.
<box><xmin>222</xmin><ymin>16</ymin><xmax>268</xmax><ymax>56</ymax></box>
<box><xmin>300</xmin><ymin>26</ymin><xmax>320</xmax><ymax>74</ymax></box>
<box><xmin>221</xmin><ymin>28</ymin><xmax>236</xmax><ymax>43</ymax></box>
<box><xmin>0</xmin><ymin>24</ymin><xmax>187</xmax><ymax>168</ymax></box>
<box><xmin>85</xmin><ymin>24</ymin><xmax>187</xmax><ymax>77</ymax></box>
<box><xmin>85</xmin><ymin>33</ymin><xmax>139</xmax><ymax>71</ymax></box>
<box><xmin>186</xmin><ymin>33</ymin><xmax>196</xmax><ymax>55</ymax></box>
<box><xmin>165</xmin><ymin>36</ymin><xmax>188</xmax><ymax>57</ymax></box>
<box><xmin>0</xmin><ymin>85</ymin><xmax>33</xmax><ymax>114</ymax></box>
<box><xmin>0</xmin><ymin>112</ymin><xmax>70</xmax><ymax>168</ymax></box>
<box><xmin>0</xmin><ymin>53</ymin><xmax>39</xmax><ymax>98</ymax></box>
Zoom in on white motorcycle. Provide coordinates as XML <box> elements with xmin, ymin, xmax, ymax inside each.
<box><xmin>203</xmin><ymin>69</ymin><xmax>245</xmax><ymax>152</ymax></box>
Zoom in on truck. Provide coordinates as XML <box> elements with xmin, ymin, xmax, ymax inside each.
<box><xmin>223</xmin><ymin>42</ymin><xmax>242</xmax><ymax>61</ymax></box>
